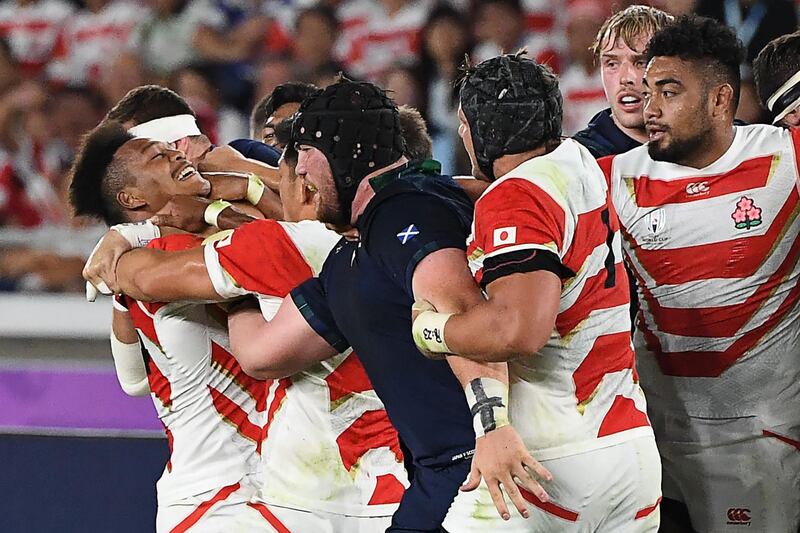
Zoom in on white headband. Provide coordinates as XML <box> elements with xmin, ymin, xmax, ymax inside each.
<box><xmin>128</xmin><ymin>114</ymin><xmax>202</xmax><ymax>143</ymax></box>
<box><xmin>767</xmin><ymin>69</ymin><xmax>800</xmax><ymax>124</ymax></box>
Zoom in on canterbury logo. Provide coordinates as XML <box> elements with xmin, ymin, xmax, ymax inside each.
<box><xmin>726</xmin><ymin>508</ymin><xmax>751</xmax><ymax>525</ymax></box>
<box><xmin>686</xmin><ymin>181</ymin><xmax>709</xmax><ymax>195</ymax></box>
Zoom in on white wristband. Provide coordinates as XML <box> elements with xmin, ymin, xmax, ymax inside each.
<box><xmin>246</xmin><ymin>173</ymin><xmax>266</xmax><ymax>205</ymax></box>
<box><xmin>465</xmin><ymin>377</ymin><xmax>510</xmax><ymax>438</ymax></box>
<box><xmin>412</xmin><ymin>307</ymin><xmax>452</xmax><ymax>353</ymax></box>
<box><xmin>110</xmin><ymin>221</ymin><xmax>161</xmax><ymax>248</ymax></box>
<box><xmin>204</xmin><ymin>200</ymin><xmax>233</xmax><ymax>227</ymax></box>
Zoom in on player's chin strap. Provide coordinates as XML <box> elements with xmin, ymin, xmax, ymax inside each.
<box><xmin>128</xmin><ymin>114</ymin><xmax>202</xmax><ymax>143</ymax></box>
<box><xmin>465</xmin><ymin>377</ymin><xmax>510</xmax><ymax>438</ymax></box>
<box><xmin>767</xmin><ymin>69</ymin><xmax>800</xmax><ymax>124</ymax></box>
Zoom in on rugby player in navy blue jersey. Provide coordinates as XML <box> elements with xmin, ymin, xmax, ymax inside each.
<box><xmin>224</xmin><ymin>80</ymin><xmax>552</xmax><ymax>532</ymax></box>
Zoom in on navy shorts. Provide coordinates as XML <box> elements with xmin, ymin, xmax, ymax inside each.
<box><xmin>387</xmin><ymin>458</ymin><xmax>472</xmax><ymax>532</ymax></box>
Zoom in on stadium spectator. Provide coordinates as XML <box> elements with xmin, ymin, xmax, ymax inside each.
<box><xmin>129</xmin><ymin>0</ymin><xmax>225</xmax><ymax>78</ymax></box>
<box><xmin>417</xmin><ymin>3</ymin><xmax>473</xmax><ymax>175</ymax></box>
<box><xmin>558</xmin><ymin>0</ymin><xmax>610</xmax><ymax>135</ymax></box>
<box><xmin>335</xmin><ymin>0</ymin><xmax>432</xmax><ymax>81</ymax></box>
<box><xmin>47</xmin><ymin>0</ymin><xmax>144</xmax><ymax>87</ymax></box>
<box><xmin>472</xmin><ymin>0</ymin><xmax>563</xmax><ymax>74</ymax></box>
<box><xmin>292</xmin><ymin>5</ymin><xmax>345</xmax><ymax>83</ymax></box>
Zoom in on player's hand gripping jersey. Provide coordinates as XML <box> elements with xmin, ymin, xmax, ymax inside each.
<box><xmin>467</xmin><ymin>139</ymin><xmax>653</xmax><ymax>459</ymax></box>
<box><xmin>204</xmin><ymin>219</ymin><xmax>407</xmax><ymax>517</ymax></box>
<box><xmin>602</xmin><ymin>124</ymin><xmax>800</xmax><ymax>423</ymax></box>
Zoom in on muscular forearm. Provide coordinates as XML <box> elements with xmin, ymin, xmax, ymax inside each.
<box><xmin>116</xmin><ymin>248</ymin><xmax>219</xmax><ymax>302</ymax></box>
<box><xmin>444</xmin><ymin>300</ymin><xmax>546</xmax><ymax>362</ymax></box>
<box><xmin>228</xmin><ymin>299</ymin><xmax>337</xmax><ymax>379</ymax></box>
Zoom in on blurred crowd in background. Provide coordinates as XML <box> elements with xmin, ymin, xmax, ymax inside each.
<box><xmin>0</xmin><ymin>0</ymin><xmax>797</xmax><ymax>293</ymax></box>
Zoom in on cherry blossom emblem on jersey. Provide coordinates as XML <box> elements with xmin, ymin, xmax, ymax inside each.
<box><xmin>731</xmin><ymin>197</ymin><xmax>762</xmax><ymax>230</ymax></box>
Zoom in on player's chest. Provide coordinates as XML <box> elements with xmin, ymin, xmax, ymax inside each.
<box><xmin>324</xmin><ymin>241</ymin><xmax>410</xmax><ymax>331</ymax></box>
<box><xmin>619</xmin><ymin>178</ymin><xmax>799</xmax><ymax>251</ymax></box>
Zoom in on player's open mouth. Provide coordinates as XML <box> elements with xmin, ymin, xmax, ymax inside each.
<box><xmin>618</xmin><ymin>93</ymin><xmax>642</xmax><ymax>112</ymax></box>
<box><xmin>176</xmin><ymin>165</ymin><xmax>198</xmax><ymax>181</ymax></box>
<box><xmin>646</xmin><ymin>123</ymin><xmax>667</xmax><ymax>142</ymax></box>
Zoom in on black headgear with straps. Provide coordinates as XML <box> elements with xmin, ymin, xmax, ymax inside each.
<box><xmin>459</xmin><ymin>52</ymin><xmax>562</xmax><ymax>180</ymax></box>
<box><xmin>292</xmin><ymin>80</ymin><xmax>405</xmax><ymax>220</ymax></box>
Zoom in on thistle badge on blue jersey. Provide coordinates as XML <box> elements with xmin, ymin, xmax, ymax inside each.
<box><xmin>397</xmin><ymin>224</ymin><xmax>419</xmax><ymax>244</ymax></box>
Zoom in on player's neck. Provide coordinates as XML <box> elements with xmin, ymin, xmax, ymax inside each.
<box><xmin>678</xmin><ymin>124</ymin><xmax>736</xmax><ymax>169</ymax></box>
<box><xmin>349</xmin><ymin>157</ymin><xmax>409</xmax><ymax>225</ymax></box>
<box><xmin>492</xmin><ymin>141</ymin><xmax>561</xmax><ymax>178</ymax></box>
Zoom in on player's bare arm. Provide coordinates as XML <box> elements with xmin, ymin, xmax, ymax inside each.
<box><xmin>412</xmin><ymin>248</ymin><xmax>553</xmax><ymax>520</ymax></box>
<box><xmin>414</xmin><ymin>269</ymin><xmax>561</xmax><ymax>362</ymax></box>
<box><xmin>227</xmin><ymin>297</ymin><xmax>338</xmax><ymax>379</ymax></box>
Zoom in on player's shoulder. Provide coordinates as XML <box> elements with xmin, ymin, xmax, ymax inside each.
<box><xmin>604</xmin><ymin>141</ymin><xmax>653</xmax><ymax>176</ymax></box>
<box><xmin>277</xmin><ymin>220</ymin><xmax>341</xmax><ymax>273</ymax></box>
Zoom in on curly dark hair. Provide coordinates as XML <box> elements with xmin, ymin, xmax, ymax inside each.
<box><xmin>69</xmin><ymin>121</ymin><xmax>134</xmax><ymax>225</ymax></box>
<box><xmin>646</xmin><ymin>15</ymin><xmax>745</xmax><ymax>109</ymax></box>
<box><xmin>753</xmin><ymin>31</ymin><xmax>800</xmax><ymax>113</ymax></box>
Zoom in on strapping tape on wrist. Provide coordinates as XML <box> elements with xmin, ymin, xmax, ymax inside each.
<box><xmin>465</xmin><ymin>377</ymin><xmax>510</xmax><ymax>438</ymax></box>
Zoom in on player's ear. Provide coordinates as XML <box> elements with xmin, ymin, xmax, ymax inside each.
<box><xmin>117</xmin><ymin>189</ymin><xmax>146</xmax><ymax>209</ymax></box>
<box><xmin>712</xmin><ymin>83</ymin><xmax>735</xmax><ymax>119</ymax></box>
<box><xmin>784</xmin><ymin>108</ymin><xmax>800</xmax><ymax>128</ymax></box>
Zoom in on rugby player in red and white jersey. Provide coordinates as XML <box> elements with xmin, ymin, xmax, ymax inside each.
<box><xmin>600</xmin><ymin>16</ymin><xmax>800</xmax><ymax>532</ymax></box>
<box><xmin>411</xmin><ymin>53</ymin><xmax>661</xmax><ymax>532</ymax></box>
<box><xmin>69</xmin><ymin>122</ymin><xmax>287</xmax><ymax>532</ymax></box>
<box><xmin>80</xmin><ymin>122</ymin><xmax>408</xmax><ymax>532</ymax></box>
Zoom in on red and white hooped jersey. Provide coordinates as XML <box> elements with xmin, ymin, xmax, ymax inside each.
<box><xmin>603</xmin><ymin>124</ymin><xmax>800</xmax><ymax>420</ymax></box>
<box><xmin>467</xmin><ymin>139</ymin><xmax>652</xmax><ymax>461</ymax></box>
<box><xmin>204</xmin><ymin>219</ymin><xmax>408</xmax><ymax>516</ymax></box>
<box><xmin>120</xmin><ymin>233</ymin><xmax>265</xmax><ymax>505</ymax></box>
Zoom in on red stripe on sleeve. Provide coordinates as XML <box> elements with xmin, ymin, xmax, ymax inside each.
<box><xmin>216</xmin><ymin>220</ymin><xmax>313</xmax><ymax>297</ymax></box>
<box><xmin>476</xmin><ymin>178</ymin><xmax>567</xmax><ymax>256</ymax></box>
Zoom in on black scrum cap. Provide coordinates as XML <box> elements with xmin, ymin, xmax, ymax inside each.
<box><xmin>459</xmin><ymin>52</ymin><xmax>562</xmax><ymax>180</ymax></box>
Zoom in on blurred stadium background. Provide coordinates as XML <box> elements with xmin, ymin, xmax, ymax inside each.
<box><xmin>0</xmin><ymin>0</ymin><xmax>796</xmax><ymax>530</ymax></box>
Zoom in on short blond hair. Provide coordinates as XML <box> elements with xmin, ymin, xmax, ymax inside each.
<box><xmin>591</xmin><ymin>5</ymin><xmax>673</xmax><ymax>57</ymax></box>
